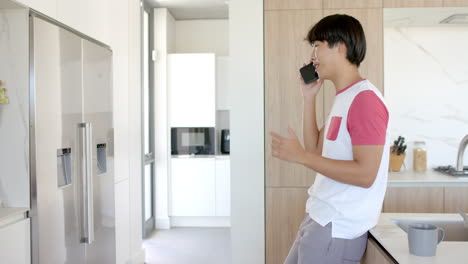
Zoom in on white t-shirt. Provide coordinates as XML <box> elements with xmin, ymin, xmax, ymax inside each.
<box><xmin>306</xmin><ymin>79</ymin><xmax>390</xmax><ymax>239</ymax></box>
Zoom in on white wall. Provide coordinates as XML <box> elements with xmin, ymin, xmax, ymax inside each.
<box><xmin>154</xmin><ymin>8</ymin><xmax>175</xmax><ymax>230</ymax></box>
<box><xmin>167</xmin><ymin>13</ymin><xmax>176</xmax><ymax>54</ymax></box>
<box><xmin>9</xmin><ymin>0</ymin><xmax>144</xmax><ymax>263</ymax></box>
<box><xmin>385</xmin><ymin>26</ymin><xmax>468</xmax><ymax>169</ymax></box>
<box><xmin>175</xmin><ymin>19</ymin><xmax>228</xmax><ymax>55</ymax></box>
<box><xmin>229</xmin><ymin>0</ymin><xmax>264</xmax><ymax>263</ymax></box>
<box><xmin>127</xmin><ymin>0</ymin><xmax>143</xmax><ymax>262</ymax></box>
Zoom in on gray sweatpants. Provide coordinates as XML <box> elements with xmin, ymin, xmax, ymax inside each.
<box><xmin>284</xmin><ymin>216</ymin><xmax>368</xmax><ymax>264</ymax></box>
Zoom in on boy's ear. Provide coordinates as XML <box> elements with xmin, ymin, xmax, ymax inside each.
<box><xmin>337</xmin><ymin>41</ymin><xmax>347</xmax><ymax>55</ymax></box>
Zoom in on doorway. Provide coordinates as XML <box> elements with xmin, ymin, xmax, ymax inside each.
<box><xmin>141</xmin><ymin>2</ymin><xmax>155</xmax><ymax>238</ymax></box>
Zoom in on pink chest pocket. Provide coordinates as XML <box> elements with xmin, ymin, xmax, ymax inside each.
<box><xmin>326</xmin><ymin>116</ymin><xmax>342</xmax><ymax>141</ymax></box>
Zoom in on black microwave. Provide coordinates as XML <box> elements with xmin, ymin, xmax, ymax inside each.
<box><xmin>171</xmin><ymin>127</ymin><xmax>215</xmax><ymax>155</ymax></box>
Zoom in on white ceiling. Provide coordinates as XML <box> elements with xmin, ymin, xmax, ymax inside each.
<box><xmin>384</xmin><ymin>7</ymin><xmax>468</xmax><ymax>27</ymax></box>
<box><xmin>148</xmin><ymin>0</ymin><xmax>229</xmax><ymax>20</ymax></box>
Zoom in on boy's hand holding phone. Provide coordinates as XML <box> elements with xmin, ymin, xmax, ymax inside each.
<box><xmin>299</xmin><ymin>62</ymin><xmax>323</xmax><ymax>99</ymax></box>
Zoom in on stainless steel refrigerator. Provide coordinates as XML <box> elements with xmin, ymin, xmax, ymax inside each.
<box><xmin>29</xmin><ymin>14</ymin><xmax>115</xmax><ymax>264</ymax></box>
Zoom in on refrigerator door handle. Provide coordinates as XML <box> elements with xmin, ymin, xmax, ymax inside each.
<box><xmin>79</xmin><ymin>123</ymin><xmax>94</xmax><ymax>244</ymax></box>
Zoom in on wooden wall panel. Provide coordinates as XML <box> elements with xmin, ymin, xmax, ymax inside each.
<box><xmin>444</xmin><ymin>187</ymin><xmax>468</xmax><ymax>213</ymax></box>
<box><xmin>383</xmin><ymin>187</ymin><xmax>444</xmax><ymax>213</ymax></box>
<box><xmin>265</xmin><ymin>0</ymin><xmax>322</xmax><ymax>10</ymax></box>
<box><xmin>444</xmin><ymin>0</ymin><xmax>468</xmax><ymax>6</ymax></box>
<box><xmin>324</xmin><ymin>0</ymin><xmax>382</xmax><ymax>9</ymax></box>
<box><xmin>323</xmin><ymin>8</ymin><xmax>384</xmax><ymax>115</ymax></box>
<box><xmin>384</xmin><ymin>0</ymin><xmax>444</xmax><ymax>7</ymax></box>
<box><xmin>265</xmin><ymin>10</ymin><xmax>324</xmax><ymax>187</ymax></box>
<box><xmin>266</xmin><ymin>188</ymin><xmax>309</xmax><ymax>264</ymax></box>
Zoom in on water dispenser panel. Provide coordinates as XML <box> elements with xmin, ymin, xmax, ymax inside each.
<box><xmin>97</xmin><ymin>143</ymin><xmax>107</xmax><ymax>174</ymax></box>
<box><xmin>57</xmin><ymin>148</ymin><xmax>72</xmax><ymax>187</ymax></box>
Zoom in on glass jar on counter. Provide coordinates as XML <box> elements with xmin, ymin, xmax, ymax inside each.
<box><xmin>413</xmin><ymin>141</ymin><xmax>427</xmax><ymax>172</ymax></box>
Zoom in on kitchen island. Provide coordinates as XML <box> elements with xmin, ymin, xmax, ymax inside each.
<box><xmin>383</xmin><ymin>170</ymin><xmax>468</xmax><ymax>214</ymax></box>
<box><xmin>364</xmin><ymin>213</ymin><xmax>468</xmax><ymax>264</ymax></box>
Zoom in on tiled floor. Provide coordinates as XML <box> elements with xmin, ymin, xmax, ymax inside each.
<box><xmin>143</xmin><ymin>227</ymin><xmax>231</xmax><ymax>264</ymax></box>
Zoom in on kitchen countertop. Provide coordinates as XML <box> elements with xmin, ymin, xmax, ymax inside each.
<box><xmin>388</xmin><ymin>170</ymin><xmax>468</xmax><ymax>187</ymax></box>
<box><xmin>370</xmin><ymin>213</ymin><xmax>468</xmax><ymax>264</ymax></box>
<box><xmin>215</xmin><ymin>155</ymin><xmax>230</xmax><ymax>159</ymax></box>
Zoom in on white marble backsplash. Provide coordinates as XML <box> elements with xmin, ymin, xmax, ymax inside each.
<box><xmin>0</xmin><ymin>8</ymin><xmax>29</xmax><ymax>207</ymax></box>
<box><xmin>385</xmin><ymin>26</ymin><xmax>468</xmax><ymax>170</ymax></box>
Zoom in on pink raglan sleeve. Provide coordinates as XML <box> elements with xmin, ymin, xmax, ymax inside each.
<box><xmin>347</xmin><ymin>90</ymin><xmax>389</xmax><ymax>146</ymax></box>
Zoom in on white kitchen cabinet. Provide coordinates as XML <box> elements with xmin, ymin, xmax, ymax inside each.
<box><xmin>215</xmin><ymin>158</ymin><xmax>231</xmax><ymax>216</ymax></box>
<box><xmin>0</xmin><ymin>218</ymin><xmax>31</xmax><ymax>264</ymax></box>
<box><xmin>171</xmin><ymin>158</ymin><xmax>216</xmax><ymax>216</ymax></box>
<box><xmin>168</xmin><ymin>53</ymin><xmax>216</xmax><ymax>127</ymax></box>
<box><xmin>216</xmin><ymin>56</ymin><xmax>230</xmax><ymax>110</ymax></box>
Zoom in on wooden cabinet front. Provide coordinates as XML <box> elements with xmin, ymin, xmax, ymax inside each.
<box><xmin>384</xmin><ymin>0</ymin><xmax>444</xmax><ymax>7</ymax></box>
<box><xmin>264</xmin><ymin>0</ymin><xmax>322</xmax><ymax>10</ymax></box>
<box><xmin>383</xmin><ymin>186</ymin><xmax>468</xmax><ymax>213</ymax></box>
<box><xmin>444</xmin><ymin>187</ymin><xmax>468</xmax><ymax>213</ymax></box>
<box><xmin>383</xmin><ymin>187</ymin><xmax>444</xmax><ymax>213</ymax></box>
<box><xmin>323</xmin><ymin>0</ymin><xmax>383</xmax><ymax>9</ymax></box>
<box><xmin>444</xmin><ymin>0</ymin><xmax>468</xmax><ymax>6</ymax></box>
<box><xmin>265</xmin><ymin>10</ymin><xmax>324</xmax><ymax>187</ymax></box>
<box><xmin>266</xmin><ymin>188</ymin><xmax>308</xmax><ymax>264</ymax></box>
<box><xmin>361</xmin><ymin>237</ymin><xmax>397</xmax><ymax>264</ymax></box>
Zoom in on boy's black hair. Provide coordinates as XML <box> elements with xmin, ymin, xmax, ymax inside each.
<box><xmin>306</xmin><ymin>14</ymin><xmax>366</xmax><ymax>67</ymax></box>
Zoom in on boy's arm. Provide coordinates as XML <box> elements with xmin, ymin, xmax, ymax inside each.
<box><xmin>303</xmin><ymin>97</ymin><xmax>324</xmax><ymax>154</ymax></box>
<box><xmin>271</xmin><ymin>129</ymin><xmax>383</xmax><ymax>188</ymax></box>
<box><xmin>272</xmin><ymin>90</ymin><xmax>388</xmax><ymax>188</ymax></box>
<box><xmin>307</xmin><ymin>90</ymin><xmax>388</xmax><ymax>187</ymax></box>
<box><xmin>299</xmin><ymin>145</ymin><xmax>384</xmax><ymax>188</ymax></box>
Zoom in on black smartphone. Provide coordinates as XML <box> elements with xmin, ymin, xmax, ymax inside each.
<box><xmin>300</xmin><ymin>62</ymin><xmax>319</xmax><ymax>84</ymax></box>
